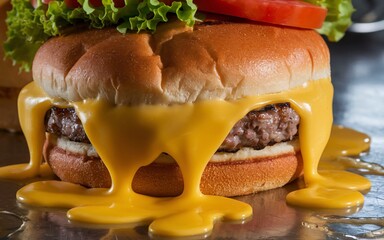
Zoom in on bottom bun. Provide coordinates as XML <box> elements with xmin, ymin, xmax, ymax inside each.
<box><xmin>0</xmin><ymin>87</ymin><xmax>22</xmax><ymax>132</ymax></box>
<box><xmin>44</xmin><ymin>134</ymin><xmax>303</xmax><ymax>197</ymax></box>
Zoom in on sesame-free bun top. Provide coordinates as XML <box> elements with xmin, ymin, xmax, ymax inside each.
<box><xmin>32</xmin><ymin>20</ymin><xmax>330</xmax><ymax>105</ymax></box>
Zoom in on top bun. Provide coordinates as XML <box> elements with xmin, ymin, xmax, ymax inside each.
<box><xmin>32</xmin><ymin>20</ymin><xmax>330</xmax><ymax>105</ymax></box>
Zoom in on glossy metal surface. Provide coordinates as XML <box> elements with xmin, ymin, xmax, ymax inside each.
<box><xmin>350</xmin><ymin>0</ymin><xmax>384</xmax><ymax>33</ymax></box>
<box><xmin>1</xmin><ymin>31</ymin><xmax>384</xmax><ymax>239</ymax></box>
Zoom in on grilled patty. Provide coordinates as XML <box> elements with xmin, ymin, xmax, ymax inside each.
<box><xmin>45</xmin><ymin>103</ymin><xmax>299</xmax><ymax>152</ymax></box>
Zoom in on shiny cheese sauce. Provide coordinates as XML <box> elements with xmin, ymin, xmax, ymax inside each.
<box><xmin>0</xmin><ymin>78</ymin><xmax>372</xmax><ymax>237</ymax></box>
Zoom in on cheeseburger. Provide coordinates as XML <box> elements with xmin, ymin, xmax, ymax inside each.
<box><xmin>1</xmin><ymin>0</ymin><xmax>363</xmax><ymax>237</ymax></box>
<box><xmin>38</xmin><ymin>23</ymin><xmax>323</xmax><ymax>196</ymax></box>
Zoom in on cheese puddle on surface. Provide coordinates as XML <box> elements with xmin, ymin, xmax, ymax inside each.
<box><xmin>0</xmin><ymin>79</ymin><xmax>372</xmax><ymax>237</ymax></box>
<box><xmin>285</xmin><ymin>125</ymin><xmax>372</xmax><ymax>209</ymax></box>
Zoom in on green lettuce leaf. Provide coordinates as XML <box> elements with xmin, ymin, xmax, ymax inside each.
<box><xmin>4</xmin><ymin>0</ymin><xmax>49</xmax><ymax>72</ymax></box>
<box><xmin>118</xmin><ymin>0</ymin><xmax>196</xmax><ymax>33</ymax></box>
<box><xmin>304</xmin><ymin>0</ymin><xmax>355</xmax><ymax>41</ymax></box>
<box><xmin>4</xmin><ymin>0</ymin><xmax>197</xmax><ymax>71</ymax></box>
<box><xmin>4</xmin><ymin>0</ymin><xmax>353</xmax><ymax>71</ymax></box>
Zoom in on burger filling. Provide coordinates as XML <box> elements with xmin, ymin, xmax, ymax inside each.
<box><xmin>44</xmin><ymin>103</ymin><xmax>300</xmax><ymax>152</ymax></box>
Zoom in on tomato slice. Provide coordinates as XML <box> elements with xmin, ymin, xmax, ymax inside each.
<box><xmin>112</xmin><ymin>0</ymin><xmax>125</xmax><ymax>8</ymax></box>
<box><xmin>89</xmin><ymin>0</ymin><xmax>102</xmax><ymax>8</ymax></box>
<box><xmin>30</xmin><ymin>0</ymin><xmax>52</xmax><ymax>8</ymax></box>
<box><xmin>30</xmin><ymin>0</ymin><xmax>38</xmax><ymax>8</ymax></box>
<box><xmin>64</xmin><ymin>0</ymin><xmax>81</xmax><ymax>8</ymax></box>
<box><xmin>193</xmin><ymin>0</ymin><xmax>327</xmax><ymax>29</ymax></box>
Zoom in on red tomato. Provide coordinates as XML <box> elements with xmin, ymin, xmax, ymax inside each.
<box><xmin>64</xmin><ymin>0</ymin><xmax>81</xmax><ymax>8</ymax></box>
<box><xmin>167</xmin><ymin>0</ymin><xmax>327</xmax><ymax>29</ymax></box>
<box><xmin>89</xmin><ymin>0</ymin><xmax>102</xmax><ymax>7</ymax></box>
<box><xmin>112</xmin><ymin>0</ymin><xmax>125</xmax><ymax>8</ymax></box>
<box><xmin>30</xmin><ymin>0</ymin><xmax>52</xmax><ymax>8</ymax></box>
<box><xmin>30</xmin><ymin>0</ymin><xmax>38</xmax><ymax>8</ymax></box>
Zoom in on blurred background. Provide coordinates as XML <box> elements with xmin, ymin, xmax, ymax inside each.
<box><xmin>350</xmin><ymin>0</ymin><xmax>384</xmax><ymax>33</ymax></box>
<box><xmin>330</xmin><ymin>0</ymin><xmax>384</xmax><ymax>160</ymax></box>
<box><xmin>322</xmin><ymin>1</ymin><xmax>384</xmax><ymax>238</ymax></box>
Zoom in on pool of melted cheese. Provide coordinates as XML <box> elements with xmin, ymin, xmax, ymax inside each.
<box><xmin>0</xmin><ymin>78</ymin><xmax>372</xmax><ymax>237</ymax></box>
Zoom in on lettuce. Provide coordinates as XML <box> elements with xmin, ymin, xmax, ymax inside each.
<box><xmin>4</xmin><ymin>0</ymin><xmax>353</xmax><ymax>71</ymax></box>
<box><xmin>4</xmin><ymin>0</ymin><xmax>49</xmax><ymax>72</ymax></box>
<box><xmin>304</xmin><ymin>0</ymin><xmax>354</xmax><ymax>42</ymax></box>
<box><xmin>4</xmin><ymin>0</ymin><xmax>197</xmax><ymax>71</ymax></box>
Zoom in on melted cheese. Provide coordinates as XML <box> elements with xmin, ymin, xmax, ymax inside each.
<box><xmin>322</xmin><ymin>125</ymin><xmax>371</xmax><ymax>161</ymax></box>
<box><xmin>0</xmin><ymin>78</ymin><xmax>372</xmax><ymax>237</ymax></box>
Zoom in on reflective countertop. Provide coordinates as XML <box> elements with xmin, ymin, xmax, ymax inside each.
<box><xmin>1</xmin><ymin>31</ymin><xmax>384</xmax><ymax>239</ymax></box>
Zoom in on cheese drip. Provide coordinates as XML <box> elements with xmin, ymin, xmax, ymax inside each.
<box><xmin>0</xmin><ymin>84</ymin><xmax>53</xmax><ymax>179</ymax></box>
<box><xmin>1</xmin><ymin>79</ymin><xmax>372</xmax><ymax>237</ymax></box>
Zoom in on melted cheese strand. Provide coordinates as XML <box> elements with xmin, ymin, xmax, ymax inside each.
<box><xmin>0</xmin><ymin>79</ymin><xmax>372</xmax><ymax>237</ymax></box>
<box><xmin>0</xmin><ymin>83</ymin><xmax>53</xmax><ymax>179</ymax></box>
<box><xmin>323</xmin><ymin>125</ymin><xmax>371</xmax><ymax>161</ymax></box>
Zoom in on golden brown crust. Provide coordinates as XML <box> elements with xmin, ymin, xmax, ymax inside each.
<box><xmin>33</xmin><ymin>21</ymin><xmax>330</xmax><ymax>105</ymax></box>
<box><xmin>44</xmin><ymin>137</ymin><xmax>303</xmax><ymax>197</ymax></box>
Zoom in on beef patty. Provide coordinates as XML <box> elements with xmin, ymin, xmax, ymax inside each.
<box><xmin>44</xmin><ymin>103</ymin><xmax>300</xmax><ymax>152</ymax></box>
